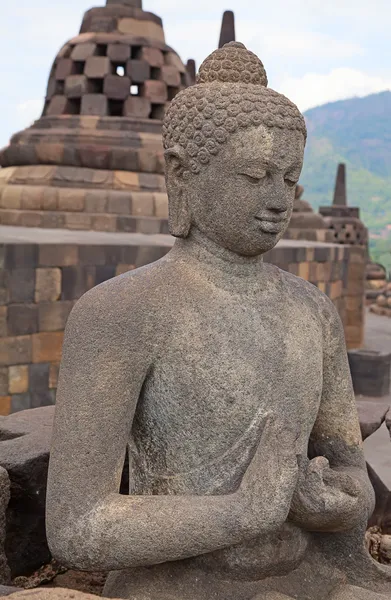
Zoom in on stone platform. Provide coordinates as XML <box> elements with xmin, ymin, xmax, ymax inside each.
<box><xmin>0</xmin><ymin>227</ymin><xmax>364</xmax><ymax>414</ymax></box>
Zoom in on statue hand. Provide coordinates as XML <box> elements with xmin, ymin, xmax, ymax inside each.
<box><xmin>289</xmin><ymin>456</ymin><xmax>362</xmax><ymax>532</ymax></box>
<box><xmin>236</xmin><ymin>415</ymin><xmax>299</xmax><ymax>537</ymax></box>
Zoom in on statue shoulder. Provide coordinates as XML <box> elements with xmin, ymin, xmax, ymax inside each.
<box><xmin>278</xmin><ymin>269</ymin><xmax>342</xmax><ymax>327</ymax></box>
<box><xmin>66</xmin><ymin>258</ymin><xmax>175</xmax><ymax>340</ymax></box>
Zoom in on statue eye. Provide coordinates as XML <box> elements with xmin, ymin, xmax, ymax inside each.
<box><xmin>284</xmin><ymin>178</ymin><xmax>297</xmax><ymax>188</ymax></box>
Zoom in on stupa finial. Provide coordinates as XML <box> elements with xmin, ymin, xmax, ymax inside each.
<box><xmin>333</xmin><ymin>163</ymin><xmax>347</xmax><ymax>206</ymax></box>
<box><xmin>106</xmin><ymin>0</ymin><xmax>142</xmax><ymax>7</ymax></box>
<box><xmin>218</xmin><ymin>10</ymin><xmax>235</xmax><ymax>48</ymax></box>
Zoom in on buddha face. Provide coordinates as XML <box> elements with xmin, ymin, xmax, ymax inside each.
<box><xmin>166</xmin><ymin>125</ymin><xmax>305</xmax><ymax>256</ymax></box>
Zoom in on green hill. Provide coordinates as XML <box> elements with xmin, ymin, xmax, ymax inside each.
<box><xmin>300</xmin><ymin>91</ymin><xmax>391</xmax><ymax>270</ymax></box>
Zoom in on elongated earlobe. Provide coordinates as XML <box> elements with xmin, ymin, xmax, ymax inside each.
<box><xmin>165</xmin><ymin>147</ymin><xmax>192</xmax><ymax>238</ymax></box>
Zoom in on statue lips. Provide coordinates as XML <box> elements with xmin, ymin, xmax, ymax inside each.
<box><xmin>254</xmin><ymin>216</ymin><xmax>286</xmax><ymax>234</ymax></box>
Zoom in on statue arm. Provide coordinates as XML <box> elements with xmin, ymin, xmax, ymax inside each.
<box><xmin>46</xmin><ymin>283</ymin><xmax>297</xmax><ymax>571</ymax></box>
<box><xmin>289</xmin><ymin>297</ymin><xmax>374</xmax><ymax>532</ymax></box>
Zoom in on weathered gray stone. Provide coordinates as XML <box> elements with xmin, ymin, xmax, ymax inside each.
<box><xmin>7</xmin><ymin>589</ymin><xmax>116</xmax><ymax>599</ymax></box>
<box><xmin>0</xmin><ymin>408</ymin><xmax>54</xmax><ymax>576</ymax></box>
<box><xmin>46</xmin><ymin>42</ymin><xmax>391</xmax><ymax>599</ymax></box>
<box><xmin>0</xmin><ymin>585</ymin><xmax>21</xmax><ymax>597</ymax></box>
<box><xmin>0</xmin><ymin>468</ymin><xmax>10</xmax><ymax>585</ymax></box>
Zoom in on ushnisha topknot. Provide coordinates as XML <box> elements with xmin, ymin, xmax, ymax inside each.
<box><xmin>196</xmin><ymin>41</ymin><xmax>268</xmax><ymax>86</ymax></box>
<box><xmin>163</xmin><ymin>42</ymin><xmax>307</xmax><ymax>175</ymax></box>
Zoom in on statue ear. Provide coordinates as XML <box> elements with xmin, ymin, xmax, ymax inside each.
<box><xmin>165</xmin><ymin>147</ymin><xmax>191</xmax><ymax>238</ymax></box>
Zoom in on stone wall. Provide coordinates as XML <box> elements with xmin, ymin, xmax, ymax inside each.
<box><xmin>0</xmin><ymin>229</ymin><xmax>364</xmax><ymax>415</ymax></box>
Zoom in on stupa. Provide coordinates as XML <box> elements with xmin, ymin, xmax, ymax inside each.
<box><xmin>284</xmin><ymin>184</ymin><xmax>333</xmax><ymax>242</ymax></box>
<box><xmin>320</xmin><ymin>163</ymin><xmax>368</xmax><ymax>246</ymax></box>
<box><xmin>0</xmin><ymin>0</ymin><xmax>188</xmax><ymax>233</ymax></box>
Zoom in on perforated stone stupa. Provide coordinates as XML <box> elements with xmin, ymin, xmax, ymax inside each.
<box><xmin>320</xmin><ymin>163</ymin><xmax>368</xmax><ymax>246</ymax></box>
<box><xmin>0</xmin><ymin>0</ymin><xmax>188</xmax><ymax>233</ymax></box>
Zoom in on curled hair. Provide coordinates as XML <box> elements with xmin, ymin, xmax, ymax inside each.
<box><xmin>163</xmin><ymin>42</ymin><xmax>306</xmax><ymax>174</ymax></box>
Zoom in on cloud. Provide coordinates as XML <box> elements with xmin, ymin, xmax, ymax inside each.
<box><xmin>279</xmin><ymin>68</ymin><xmax>391</xmax><ymax>112</ymax></box>
<box><xmin>257</xmin><ymin>31</ymin><xmax>362</xmax><ymax>60</ymax></box>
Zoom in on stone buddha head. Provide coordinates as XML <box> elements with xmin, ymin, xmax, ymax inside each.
<box><xmin>163</xmin><ymin>42</ymin><xmax>307</xmax><ymax>256</ymax></box>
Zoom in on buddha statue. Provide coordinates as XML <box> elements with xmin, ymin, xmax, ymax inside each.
<box><xmin>46</xmin><ymin>43</ymin><xmax>391</xmax><ymax>600</ymax></box>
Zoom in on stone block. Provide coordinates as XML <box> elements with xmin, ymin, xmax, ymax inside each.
<box><xmin>0</xmin><ymin>369</ymin><xmax>8</xmax><ymax>396</ymax></box>
<box><xmin>55</xmin><ymin>59</ymin><xmax>73</xmax><ymax>80</ymax></box>
<box><xmin>7</xmin><ymin>304</ymin><xmax>38</xmax><ymax>336</ymax></box>
<box><xmin>115</xmin><ymin>264</ymin><xmax>134</xmax><ymax>276</ymax></box>
<box><xmin>330</xmin><ymin>280</ymin><xmax>343</xmax><ymax>299</ymax></box>
<box><xmin>20</xmin><ymin>187</ymin><xmax>43</xmax><ymax>211</ymax></box>
<box><xmin>65</xmin><ymin>213</ymin><xmax>92</xmax><ymax>230</ymax></box>
<box><xmin>0</xmin><ymin>187</ymin><xmax>22</xmax><ymax>210</ymax></box>
<box><xmin>0</xmin><ymin>406</ymin><xmax>54</xmax><ymax>575</ymax></box>
<box><xmin>0</xmin><ymin>210</ymin><xmax>19</xmax><ymax>227</ymax></box>
<box><xmin>90</xmin><ymin>214</ymin><xmax>116</xmax><ymax>232</ymax></box>
<box><xmin>0</xmin><ymin>398</ymin><xmax>11</xmax><ymax>417</ymax></box>
<box><xmin>123</xmin><ymin>96</ymin><xmax>151</xmax><ymax>118</ymax></box>
<box><xmin>49</xmin><ymin>363</ymin><xmax>60</xmax><ymax>389</ymax></box>
<box><xmin>9</xmin><ymin>269</ymin><xmax>35</xmax><ymax>303</ymax></box>
<box><xmin>35</xmin><ymin>268</ymin><xmax>61</xmax><ymax>303</ymax></box>
<box><xmin>46</xmin><ymin>96</ymin><xmax>68</xmax><ymax>116</ymax></box>
<box><xmin>142</xmin><ymin>80</ymin><xmax>168</xmax><ymax>103</ymax></box>
<box><xmin>31</xmin><ymin>390</ymin><xmax>56</xmax><ymax>408</ymax></box>
<box><xmin>126</xmin><ymin>60</ymin><xmax>150</xmax><ymax>83</ymax></box>
<box><xmin>107</xmin><ymin>192</ymin><xmax>132</xmax><ymax>214</ymax></box>
<box><xmin>38</xmin><ymin>301</ymin><xmax>73</xmax><ymax>332</ymax></box>
<box><xmin>29</xmin><ymin>363</ymin><xmax>50</xmax><ymax>392</ymax></box>
<box><xmin>153</xmin><ymin>193</ymin><xmax>168</xmax><ymax>218</ymax></box>
<box><xmin>0</xmin><ymin>337</ymin><xmax>32</xmax><ymax>367</ymax></box>
<box><xmin>113</xmin><ymin>171</ymin><xmax>139</xmax><ymax>190</ymax></box>
<box><xmin>81</xmin><ymin>95</ymin><xmax>108</xmax><ymax>116</ymax></box>
<box><xmin>32</xmin><ymin>332</ymin><xmax>64</xmax><ymax>364</ymax></box>
<box><xmin>20</xmin><ymin>211</ymin><xmax>43</xmax><ymax>228</ymax></box>
<box><xmin>8</xmin><ymin>366</ymin><xmax>29</xmax><ymax>395</ymax></box>
<box><xmin>65</xmin><ymin>75</ymin><xmax>88</xmax><ymax>98</ymax></box>
<box><xmin>10</xmin><ymin>393</ymin><xmax>31</xmax><ymax>413</ymax></box>
<box><xmin>5</xmin><ymin>245</ymin><xmax>38</xmax><ymax>269</ymax></box>
<box><xmin>110</xmin><ymin>147</ymin><xmax>139</xmax><ymax>172</ymax></box>
<box><xmin>95</xmin><ymin>266</ymin><xmax>116</xmax><ymax>286</ymax></box>
<box><xmin>160</xmin><ymin>65</ymin><xmax>181</xmax><ymax>87</ymax></box>
<box><xmin>78</xmin><ymin>246</ymin><xmax>106</xmax><ymax>266</ymax></box>
<box><xmin>0</xmin><ymin>308</ymin><xmax>6</xmax><ymax>338</ymax></box>
<box><xmin>85</xmin><ymin>191</ymin><xmax>107</xmax><ymax>213</ymax></box>
<box><xmin>84</xmin><ymin>56</ymin><xmax>111</xmax><ymax>78</ymax></box>
<box><xmin>108</xmin><ymin>43</ymin><xmax>131</xmax><ymax>62</ymax></box>
<box><xmin>140</xmin><ymin>47</ymin><xmax>164</xmax><ymax>67</ymax></box>
<box><xmin>41</xmin><ymin>188</ymin><xmax>58</xmax><ymax>211</ymax></box>
<box><xmin>165</xmin><ymin>51</ymin><xmax>186</xmax><ymax>73</ymax></box>
<box><xmin>57</xmin><ymin>189</ymin><xmax>85</xmax><ymax>212</ymax></box>
<box><xmin>41</xmin><ymin>213</ymin><xmax>66</xmax><ymax>229</ymax></box>
<box><xmin>70</xmin><ymin>43</ymin><xmax>96</xmax><ymax>61</ymax></box>
<box><xmin>138</xmin><ymin>148</ymin><xmax>159</xmax><ymax>173</ymax></box>
<box><xmin>0</xmin><ymin>467</ymin><xmax>10</xmax><ymax>583</ymax></box>
<box><xmin>131</xmin><ymin>192</ymin><xmax>154</xmax><ymax>216</ymax></box>
<box><xmin>116</xmin><ymin>216</ymin><xmax>136</xmax><ymax>233</ymax></box>
<box><xmin>39</xmin><ymin>245</ymin><xmax>78</xmax><ymax>267</ymax></box>
<box><xmin>61</xmin><ymin>266</ymin><xmax>94</xmax><ymax>300</ymax></box>
<box><xmin>316</xmin><ymin>262</ymin><xmax>332</xmax><ymax>282</ymax></box>
<box><xmin>118</xmin><ymin>19</ymin><xmax>164</xmax><ymax>42</ymax></box>
<box><xmin>104</xmin><ymin>74</ymin><xmax>131</xmax><ymax>100</ymax></box>
<box><xmin>349</xmin><ymin>350</ymin><xmax>391</xmax><ymax>397</ymax></box>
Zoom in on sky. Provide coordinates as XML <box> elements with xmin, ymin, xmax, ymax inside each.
<box><xmin>0</xmin><ymin>0</ymin><xmax>391</xmax><ymax>148</ymax></box>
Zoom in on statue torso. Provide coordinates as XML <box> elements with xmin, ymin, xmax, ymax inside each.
<box><xmin>124</xmin><ymin>256</ymin><xmax>324</xmax><ymax>579</ymax></box>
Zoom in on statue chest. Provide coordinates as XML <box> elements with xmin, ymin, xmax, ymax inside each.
<box><xmin>131</xmin><ymin>292</ymin><xmax>323</xmax><ymax>494</ymax></box>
